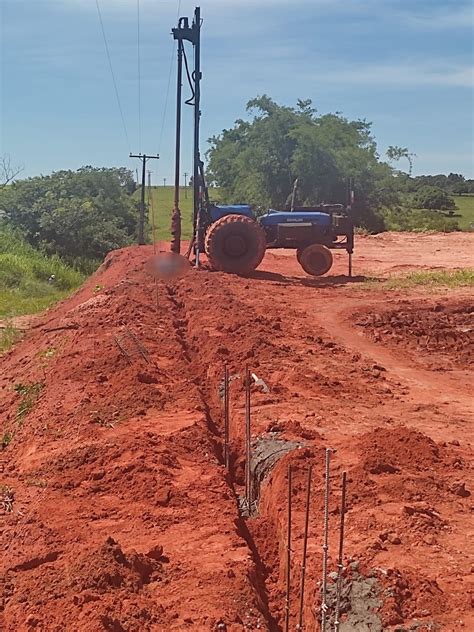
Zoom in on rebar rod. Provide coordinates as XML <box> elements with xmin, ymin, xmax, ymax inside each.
<box><xmin>285</xmin><ymin>463</ymin><xmax>293</xmax><ymax>632</ymax></box>
<box><xmin>126</xmin><ymin>329</ymin><xmax>149</xmax><ymax>363</ymax></box>
<box><xmin>224</xmin><ymin>365</ymin><xmax>230</xmax><ymax>470</ymax></box>
<box><xmin>245</xmin><ymin>366</ymin><xmax>252</xmax><ymax>510</ymax></box>
<box><xmin>321</xmin><ymin>448</ymin><xmax>331</xmax><ymax>632</ymax></box>
<box><xmin>113</xmin><ymin>335</ymin><xmax>132</xmax><ymax>364</ymax></box>
<box><xmin>297</xmin><ymin>465</ymin><xmax>312</xmax><ymax>631</ymax></box>
<box><xmin>333</xmin><ymin>471</ymin><xmax>347</xmax><ymax>632</ymax></box>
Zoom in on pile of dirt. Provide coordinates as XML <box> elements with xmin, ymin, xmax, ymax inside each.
<box><xmin>355</xmin><ymin>299</ymin><xmax>473</xmax><ymax>370</ymax></box>
<box><xmin>1</xmin><ymin>241</ymin><xmax>473</xmax><ymax>631</ymax></box>
<box><xmin>359</xmin><ymin>426</ymin><xmax>442</xmax><ymax>474</ymax></box>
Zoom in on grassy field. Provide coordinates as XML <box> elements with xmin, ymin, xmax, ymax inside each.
<box><xmin>146</xmin><ymin>186</ymin><xmax>221</xmax><ymax>241</ymax></box>
<box><xmin>453</xmin><ymin>195</ymin><xmax>474</xmax><ymax>230</ymax></box>
<box><xmin>145</xmin><ymin>188</ymin><xmax>474</xmax><ymax>238</ymax></box>
<box><xmin>0</xmin><ymin>225</ymin><xmax>85</xmax><ymax>351</ymax></box>
<box><xmin>362</xmin><ymin>268</ymin><xmax>474</xmax><ymax>290</ymax></box>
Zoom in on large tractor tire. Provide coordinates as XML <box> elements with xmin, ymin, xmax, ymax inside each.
<box><xmin>205</xmin><ymin>214</ymin><xmax>266</xmax><ymax>274</ymax></box>
<box><xmin>297</xmin><ymin>244</ymin><xmax>333</xmax><ymax>276</ymax></box>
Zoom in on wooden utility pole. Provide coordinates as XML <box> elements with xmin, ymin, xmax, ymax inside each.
<box><xmin>130</xmin><ymin>153</ymin><xmax>159</xmax><ymax>245</ymax></box>
<box><xmin>183</xmin><ymin>171</ymin><xmax>188</xmax><ymax>199</ymax></box>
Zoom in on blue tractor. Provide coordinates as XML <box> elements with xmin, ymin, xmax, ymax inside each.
<box><xmin>169</xmin><ymin>8</ymin><xmax>354</xmax><ymax>277</ymax></box>
<box><xmin>202</xmin><ymin>202</ymin><xmax>354</xmax><ymax>276</ymax></box>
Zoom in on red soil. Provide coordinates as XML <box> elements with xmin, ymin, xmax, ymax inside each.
<box><xmin>355</xmin><ymin>300</ymin><xmax>473</xmax><ymax>370</ymax></box>
<box><xmin>1</xmin><ymin>231</ymin><xmax>473</xmax><ymax>631</ymax></box>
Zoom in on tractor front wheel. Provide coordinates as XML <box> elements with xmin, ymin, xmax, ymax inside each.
<box><xmin>205</xmin><ymin>214</ymin><xmax>266</xmax><ymax>275</ymax></box>
<box><xmin>297</xmin><ymin>244</ymin><xmax>333</xmax><ymax>276</ymax></box>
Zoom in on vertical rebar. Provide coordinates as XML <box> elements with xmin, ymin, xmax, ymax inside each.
<box><xmin>285</xmin><ymin>463</ymin><xmax>293</xmax><ymax>632</ymax></box>
<box><xmin>333</xmin><ymin>471</ymin><xmax>347</xmax><ymax>632</ymax></box>
<box><xmin>245</xmin><ymin>366</ymin><xmax>252</xmax><ymax>510</ymax></box>
<box><xmin>224</xmin><ymin>365</ymin><xmax>230</xmax><ymax>470</ymax></box>
<box><xmin>321</xmin><ymin>448</ymin><xmax>331</xmax><ymax>632</ymax></box>
<box><xmin>297</xmin><ymin>465</ymin><xmax>312</xmax><ymax>631</ymax></box>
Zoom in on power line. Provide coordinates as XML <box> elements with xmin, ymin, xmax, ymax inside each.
<box><xmin>137</xmin><ymin>0</ymin><xmax>142</xmax><ymax>153</ymax></box>
<box><xmin>95</xmin><ymin>0</ymin><xmax>131</xmax><ymax>151</ymax></box>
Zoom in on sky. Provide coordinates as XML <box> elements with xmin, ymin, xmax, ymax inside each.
<box><xmin>0</xmin><ymin>0</ymin><xmax>473</xmax><ymax>183</ymax></box>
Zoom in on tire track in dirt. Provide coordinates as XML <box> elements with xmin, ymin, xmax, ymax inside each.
<box><xmin>311</xmin><ymin>298</ymin><xmax>473</xmax><ymax>432</ymax></box>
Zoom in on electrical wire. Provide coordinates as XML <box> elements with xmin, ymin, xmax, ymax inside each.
<box><xmin>137</xmin><ymin>0</ymin><xmax>142</xmax><ymax>153</ymax></box>
<box><xmin>95</xmin><ymin>0</ymin><xmax>131</xmax><ymax>151</ymax></box>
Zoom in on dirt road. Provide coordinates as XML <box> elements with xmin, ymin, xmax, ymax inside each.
<box><xmin>1</xmin><ymin>232</ymin><xmax>473</xmax><ymax>631</ymax></box>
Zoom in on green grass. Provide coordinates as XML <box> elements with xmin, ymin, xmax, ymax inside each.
<box><xmin>362</xmin><ymin>268</ymin><xmax>474</xmax><ymax>290</ymax></box>
<box><xmin>453</xmin><ymin>195</ymin><xmax>474</xmax><ymax>230</ymax></box>
<box><xmin>0</xmin><ymin>224</ymin><xmax>84</xmax><ymax>319</ymax></box>
<box><xmin>145</xmin><ymin>186</ymin><xmax>222</xmax><ymax>241</ymax></box>
<box><xmin>0</xmin><ymin>323</ymin><xmax>22</xmax><ymax>354</ymax></box>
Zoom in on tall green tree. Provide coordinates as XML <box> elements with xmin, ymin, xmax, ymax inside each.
<box><xmin>386</xmin><ymin>145</ymin><xmax>416</xmax><ymax>176</ymax></box>
<box><xmin>207</xmin><ymin>96</ymin><xmax>399</xmax><ymax>231</ymax></box>
<box><xmin>0</xmin><ymin>167</ymin><xmax>139</xmax><ymax>261</ymax></box>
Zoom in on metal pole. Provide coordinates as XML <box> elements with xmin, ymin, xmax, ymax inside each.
<box><xmin>245</xmin><ymin>365</ymin><xmax>251</xmax><ymax>511</ymax></box>
<box><xmin>171</xmin><ymin>40</ymin><xmax>183</xmax><ymax>254</ymax></box>
<box><xmin>192</xmin><ymin>6</ymin><xmax>201</xmax><ymax>261</ymax></box>
<box><xmin>285</xmin><ymin>464</ymin><xmax>293</xmax><ymax>632</ymax></box>
<box><xmin>224</xmin><ymin>365</ymin><xmax>230</xmax><ymax>470</ymax></box>
<box><xmin>334</xmin><ymin>472</ymin><xmax>347</xmax><ymax>632</ymax></box>
<box><xmin>290</xmin><ymin>178</ymin><xmax>299</xmax><ymax>212</ymax></box>
<box><xmin>297</xmin><ymin>465</ymin><xmax>312</xmax><ymax>631</ymax></box>
<box><xmin>321</xmin><ymin>448</ymin><xmax>331</xmax><ymax>632</ymax></box>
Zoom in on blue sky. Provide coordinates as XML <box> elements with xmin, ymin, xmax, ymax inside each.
<box><xmin>0</xmin><ymin>0</ymin><xmax>473</xmax><ymax>183</ymax></box>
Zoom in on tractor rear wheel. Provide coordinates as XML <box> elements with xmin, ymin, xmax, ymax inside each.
<box><xmin>298</xmin><ymin>244</ymin><xmax>333</xmax><ymax>276</ymax></box>
<box><xmin>205</xmin><ymin>214</ymin><xmax>266</xmax><ymax>274</ymax></box>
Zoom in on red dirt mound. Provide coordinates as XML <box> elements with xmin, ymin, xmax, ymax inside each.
<box><xmin>355</xmin><ymin>299</ymin><xmax>473</xmax><ymax>370</ymax></box>
<box><xmin>1</xmin><ymin>241</ymin><xmax>473</xmax><ymax>631</ymax></box>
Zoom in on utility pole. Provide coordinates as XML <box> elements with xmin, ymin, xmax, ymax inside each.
<box><xmin>163</xmin><ymin>177</ymin><xmax>167</xmax><ymax>187</ymax></box>
<box><xmin>130</xmin><ymin>153</ymin><xmax>159</xmax><ymax>245</ymax></box>
<box><xmin>183</xmin><ymin>171</ymin><xmax>188</xmax><ymax>198</ymax></box>
<box><xmin>147</xmin><ymin>170</ymin><xmax>152</xmax><ymax>188</ymax></box>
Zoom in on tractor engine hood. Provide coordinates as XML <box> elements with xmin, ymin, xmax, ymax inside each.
<box><xmin>209</xmin><ymin>204</ymin><xmax>254</xmax><ymax>222</ymax></box>
<box><xmin>259</xmin><ymin>210</ymin><xmax>331</xmax><ymax>227</ymax></box>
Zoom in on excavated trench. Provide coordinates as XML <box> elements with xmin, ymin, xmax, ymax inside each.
<box><xmin>163</xmin><ymin>279</ymin><xmax>356</xmax><ymax>631</ymax></box>
<box><xmin>164</xmin><ymin>282</ymin><xmax>301</xmax><ymax>629</ymax></box>
<box><xmin>164</xmin><ymin>274</ymin><xmax>401</xmax><ymax>632</ymax></box>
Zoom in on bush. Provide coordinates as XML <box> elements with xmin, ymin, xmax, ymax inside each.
<box><xmin>0</xmin><ymin>167</ymin><xmax>139</xmax><ymax>261</ymax></box>
<box><xmin>381</xmin><ymin>207</ymin><xmax>459</xmax><ymax>232</ymax></box>
<box><xmin>0</xmin><ymin>224</ymin><xmax>84</xmax><ymax>291</ymax></box>
<box><xmin>412</xmin><ymin>186</ymin><xmax>456</xmax><ymax>210</ymax></box>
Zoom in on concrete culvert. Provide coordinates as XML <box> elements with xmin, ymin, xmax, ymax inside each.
<box><xmin>205</xmin><ymin>214</ymin><xmax>266</xmax><ymax>274</ymax></box>
<box><xmin>249</xmin><ymin>436</ymin><xmax>301</xmax><ymax>511</ymax></box>
<box><xmin>298</xmin><ymin>243</ymin><xmax>333</xmax><ymax>276</ymax></box>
